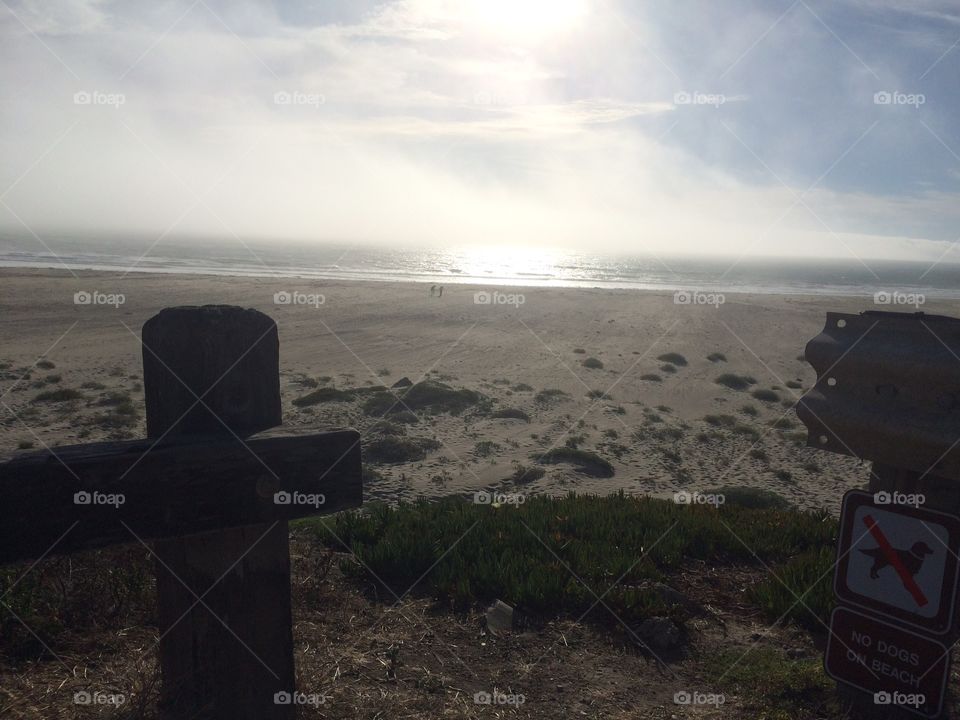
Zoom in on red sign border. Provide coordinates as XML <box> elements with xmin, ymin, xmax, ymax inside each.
<box><xmin>824</xmin><ymin>606</ymin><xmax>948</xmax><ymax>719</ymax></box>
<box><xmin>834</xmin><ymin>490</ymin><xmax>960</xmax><ymax>635</ymax></box>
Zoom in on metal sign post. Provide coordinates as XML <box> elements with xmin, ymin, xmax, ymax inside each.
<box><xmin>799</xmin><ymin>311</ymin><xmax>960</xmax><ymax>719</ymax></box>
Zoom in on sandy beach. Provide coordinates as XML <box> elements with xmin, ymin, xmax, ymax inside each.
<box><xmin>7</xmin><ymin>3</ymin><xmax>960</xmax><ymax>715</ymax></box>
<box><xmin>5</xmin><ymin>267</ymin><xmax>951</xmax><ymax>512</ymax></box>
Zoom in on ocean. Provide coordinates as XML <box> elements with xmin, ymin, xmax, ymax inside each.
<box><xmin>1</xmin><ymin>233</ymin><xmax>958</xmax><ymax>299</ymax></box>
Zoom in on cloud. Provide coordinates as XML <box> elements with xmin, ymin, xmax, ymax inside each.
<box><xmin>0</xmin><ymin>0</ymin><xmax>958</xmax><ymax>262</ymax></box>
<box><xmin>2</xmin><ymin>0</ymin><xmax>109</xmax><ymax>36</ymax></box>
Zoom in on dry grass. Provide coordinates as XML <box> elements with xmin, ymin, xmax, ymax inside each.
<box><xmin>0</xmin><ymin>629</ymin><xmax>160</xmax><ymax>720</ymax></box>
<box><xmin>0</xmin><ymin>529</ymin><xmax>909</xmax><ymax>719</ymax></box>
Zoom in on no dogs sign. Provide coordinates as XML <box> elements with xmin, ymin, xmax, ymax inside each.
<box><xmin>825</xmin><ymin>607</ymin><xmax>948</xmax><ymax>718</ymax></box>
<box><xmin>834</xmin><ymin>490</ymin><xmax>960</xmax><ymax>635</ymax></box>
<box><xmin>826</xmin><ymin>490</ymin><xmax>960</xmax><ymax>717</ymax></box>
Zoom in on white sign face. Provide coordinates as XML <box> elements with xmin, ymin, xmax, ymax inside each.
<box><xmin>844</xmin><ymin>505</ymin><xmax>949</xmax><ymax>619</ymax></box>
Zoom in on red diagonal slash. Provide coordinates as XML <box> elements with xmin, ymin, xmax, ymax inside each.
<box><xmin>863</xmin><ymin>514</ymin><xmax>929</xmax><ymax>608</ymax></box>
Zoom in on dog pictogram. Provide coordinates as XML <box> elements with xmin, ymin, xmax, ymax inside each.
<box><xmin>860</xmin><ymin>540</ymin><xmax>934</xmax><ymax>579</ymax></box>
<box><xmin>860</xmin><ymin>514</ymin><xmax>931</xmax><ymax>608</ymax></box>
<box><xmin>835</xmin><ymin>491</ymin><xmax>960</xmax><ymax>635</ymax></box>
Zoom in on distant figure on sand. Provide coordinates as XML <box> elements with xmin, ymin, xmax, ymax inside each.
<box><xmin>438</xmin><ymin>286</ymin><xmax>444</xmax><ymax>297</ymax></box>
<box><xmin>429</xmin><ymin>285</ymin><xmax>436</xmax><ymax>296</ymax></box>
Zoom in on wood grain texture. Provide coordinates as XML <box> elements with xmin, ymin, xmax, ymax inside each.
<box><xmin>142</xmin><ymin>305</ymin><xmax>282</xmax><ymax>439</ymax></box>
<box><xmin>0</xmin><ymin>431</ymin><xmax>361</xmax><ymax>564</ymax></box>
<box><xmin>141</xmin><ymin>306</ymin><xmax>299</xmax><ymax>719</ymax></box>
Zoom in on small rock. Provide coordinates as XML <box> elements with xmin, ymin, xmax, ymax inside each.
<box><xmin>636</xmin><ymin>616</ymin><xmax>684</xmax><ymax>653</ymax></box>
<box><xmin>391</xmin><ymin>376</ymin><xmax>413</xmax><ymax>389</ymax></box>
<box><xmin>485</xmin><ymin>599</ymin><xmax>514</xmax><ymax>634</ymax></box>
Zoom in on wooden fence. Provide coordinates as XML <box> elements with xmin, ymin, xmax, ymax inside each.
<box><xmin>0</xmin><ymin>305</ymin><xmax>363</xmax><ymax>718</ymax></box>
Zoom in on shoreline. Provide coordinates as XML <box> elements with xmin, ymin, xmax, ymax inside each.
<box><xmin>0</xmin><ymin>265</ymin><xmax>953</xmax><ymax>301</ymax></box>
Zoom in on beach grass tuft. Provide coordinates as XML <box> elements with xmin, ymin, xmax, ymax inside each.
<box><xmin>536</xmin><ymin>447</ymin><xmax>615</xmax><ymax>477</ymax></box>
<box><xmin>657</xmin><ymin>352</ymin><xmax>687</xmax><ymax>366</ymax></box>
<box><xmin>715</xmin><ymin>374</ymin><xmax>757</xmax><ymax>391</ymax></box>
<box><xmin>32</xmin><ymin>388</ymin><xmax>83</xmax><ymax>403</ymax></box>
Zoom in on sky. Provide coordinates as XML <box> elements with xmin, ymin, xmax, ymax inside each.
<box><xmin>1</xmin><ymin>0</ymin><xmax>959</xmax><ymax>262</ymax></box>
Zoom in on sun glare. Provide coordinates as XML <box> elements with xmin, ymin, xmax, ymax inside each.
<box><xmin>457</xmin><ymin>244</ymin><xmax>561</xmax><ymax>280</ymax></box>
<box><xmin>460</xmin><ymin>0</ymin><xmax>587</xmax><ymax>38</ymax></box>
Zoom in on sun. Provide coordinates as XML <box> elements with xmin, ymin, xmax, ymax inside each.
<box><xmin>460</xmin><ymin>0</ymin><xmax>587</xmax><ymax>39</ymax></box>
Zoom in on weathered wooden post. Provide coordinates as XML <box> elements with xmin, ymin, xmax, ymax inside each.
<box><xmin>0</xmin><ymin>304</ymin><xmax>363</xmax><ymax>719</ymax></box>
<box><xmin>798</xmin><ymin>310</ymin><xmax>960</xmax><ymax>720</ymax></box>
<box><xmin>142</xmin><ymin>305</ymin><xmax>293</xmax><ymax>718</ymax></box>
